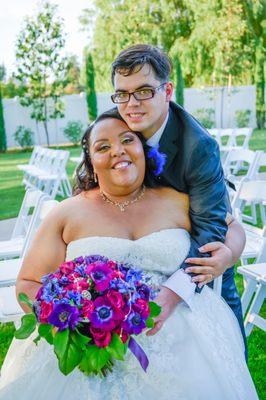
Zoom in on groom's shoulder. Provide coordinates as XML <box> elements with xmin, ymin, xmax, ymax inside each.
<box><xmin>169</xmin><ymin>102</ymin><xmax>216</xmax><ymax>149</ymax></box>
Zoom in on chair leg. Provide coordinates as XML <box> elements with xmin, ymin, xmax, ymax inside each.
<box><xmin>241</xmin><ymin>278</ymin><xmax>258</xmax><ymax>315</ymax></box>
<box><xmin>244</xmin><ymin>284</ymin><xmax>266</xmax><ymax>336</ymax></box>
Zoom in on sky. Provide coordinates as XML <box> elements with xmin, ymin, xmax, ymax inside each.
<box><xmin>0</xmin><ymin>0</ymin><xmax>93</xmax><ymax>78</ymax></box>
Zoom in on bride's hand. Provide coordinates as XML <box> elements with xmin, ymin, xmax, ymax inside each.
<box><xmin>146</xmin><ymin>287</ymin><xmax>181</xmax><ymax>336</ymax></box>
<box><xmin>184</xmin><ymin>242</ymin><xmax>233</xmax><ymax>288</ymax></box>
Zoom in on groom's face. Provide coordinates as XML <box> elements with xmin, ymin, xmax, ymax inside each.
<box><xmin>113</xmin><ymin>64</ymin><xmax>173</xmax><ymax>139</ymax></box>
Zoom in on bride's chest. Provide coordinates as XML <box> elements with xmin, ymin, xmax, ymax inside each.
<box><xmin>65</xmin><ymin>229</ymin><xmax>190</xmax><ymax>276</ymax></box>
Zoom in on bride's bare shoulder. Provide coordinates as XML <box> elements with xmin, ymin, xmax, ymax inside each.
<box><xmin>47</xmin><ymin>191</ymin><xmax>96</xmax><ymax>221</ymax></box>
<box><xmin>155</xmin><ymin>187</ymin><xmax>189</xmax><ymax>209</ymax></box>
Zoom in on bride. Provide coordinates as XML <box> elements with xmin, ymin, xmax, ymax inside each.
<box><xmin>0</xmin><ymin>113</ymin><xmax>258</xmax><ymax>399</ymax></box>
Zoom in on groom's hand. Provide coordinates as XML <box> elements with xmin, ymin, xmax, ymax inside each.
<box><xmin>184</xmin><ymin>242</ymin><xmax>233</xmax><ymax>288</ymax></box>
<box><xmin>146</xmin><ymin>287</ymin><xmax>181</xmax><ymax>336</ymax></box>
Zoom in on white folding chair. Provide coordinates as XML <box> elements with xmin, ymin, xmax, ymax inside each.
<box><xmin>231</xmin><ymin>128</ymin><xmax>252</xmax><ymax>151</ymax></box>
<box><xmin>232</xmin><ymin>180</ymin><xmax>266</xmax><ymax>265</ymax></box>
<box><xmin>223</xmin><ymin>149</ymin><xmax>258</xmax><ymax>204</ymax></box>
<box><xmin>237</xmin><ymin>263</ymin><xmax>266</xmax><ymax>336</ymax></box>
<box><xmin>0</xmin><ymin>198</ymin><xmax>58</xmax><ymax>323</ymax></box>
<box><xmin>0</xmin><ymin>189</ymin><xmax>44</xmax><ymax>260</ymax></box>
<box><xmin>18</xmin><ymin>147</ymin><xmax>72</xmax><ymax>198</ymax></box>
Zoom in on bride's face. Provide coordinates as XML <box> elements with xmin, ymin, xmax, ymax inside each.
<box><xmin>89</xmin><ymin>118</ymin><xmax>145</xmax><ymax>194</ymax></box>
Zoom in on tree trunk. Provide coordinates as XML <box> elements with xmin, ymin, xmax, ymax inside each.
<box><xmin>43</xmin><ymin>99</ymin><xmax>50</xmax><ymax>146</ymax></box>
<box><xmin>255</xmin><ymin>38</ymin><xmax>265</xmax><ymax>129</ymax></box>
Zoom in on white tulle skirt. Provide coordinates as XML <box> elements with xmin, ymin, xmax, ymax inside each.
<box><xmin>0</xmin><ymin>287</ymin><xmax>258</xmax><ymax>400</ymax></box>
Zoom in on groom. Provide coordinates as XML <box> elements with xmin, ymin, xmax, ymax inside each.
<box><xmin>109</xmin><ymin>44</ymin><xmax>246</xmax><ymax>346</ymax></box>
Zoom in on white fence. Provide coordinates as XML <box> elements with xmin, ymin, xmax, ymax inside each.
<box><xmin>3</xmin><ymin>85</ymin><xmax>258</xmax><ymax>148</ymax></box>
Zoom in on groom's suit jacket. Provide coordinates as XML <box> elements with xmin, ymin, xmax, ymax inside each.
<box><xmin>158</xmin><ymin>102</ymin><xmax>230</xmax><ymax>292</ymax></box>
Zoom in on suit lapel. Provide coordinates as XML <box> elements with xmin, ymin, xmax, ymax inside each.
<box><xmin>158</xmin><ymin>104</ymin><xmax>181</xmax><ymax>171</ymax></box>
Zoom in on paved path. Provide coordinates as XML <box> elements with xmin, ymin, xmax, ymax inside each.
<box><xmin>0</xmin><ymin>218</ymin><xmax>17</xmax><ymax>240</ymax></box>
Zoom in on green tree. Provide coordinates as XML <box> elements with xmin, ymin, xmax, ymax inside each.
<box><xmin>63</xmin><ymin>55</ymin><xmax>83</xmax><ymax>94</ymax></box>
<box><xmin>80</xmin><ymin>0</ymin><xmax>192</xmax><ymax>91</ymax></box>
<box><xmin>0</xmin><ymin>65</ymin><xmax>7</xmax><ymax>152</ymax></box>
<box><xmin>174</xmin><ymin>57</ymin><xmax>184</xmax><ymax>106</ymax></box>
<box><xmin>85</xmin><ymin>51</ymin><xmax>97</xmax><ymax>121</ymax></box>
<box><xmin>15</xmin><ymin>1</ymin><xmax>67</xmax><ymax>145</ymax></box>
<box><xmin>242</xmin><ymin>0</ymin><xmax>265</xmax><ymax>128</ymax></box>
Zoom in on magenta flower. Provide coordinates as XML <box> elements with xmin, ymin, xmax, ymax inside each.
<box><xmin>48</xmin><ymin>303</ymin><xmax>80</xmax><ymax>331</ymax></box>
<box><xmin>132</xmin><ymin>299</ymin><xmax>150</xmax><ymax>318</ymax></box>
<box><xmin>60</xmin><ymin>261</ymin><xmax>76</xmax><ymax>275</ymax></box>
<box><xmin>39</xmin><ymin>301</ymin><xmax>54</xmax><ymax>323</ymax></box>
<box><xmin>90</xmin><ymin>296</ymin><xmax>124</xmax><ymax>331</ymax></box>
<box><xmin>86</xmin><ymin>261</ymin><xmax>115</xmax><ymax>291</ymax></box>
<box><xmin>90</xmin><ymin>326</ymin><xmax>112</xmax><ymax>348</ymax></box>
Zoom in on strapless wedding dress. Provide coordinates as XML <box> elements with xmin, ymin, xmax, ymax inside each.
<box><xmin>0</xmin><ymin>229</ymin><xmax>258</xmax><ymax>400</ymax></box>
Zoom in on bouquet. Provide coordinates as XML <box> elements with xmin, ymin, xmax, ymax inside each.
<box><xmin>15</xmin><ymin>255</ymin><xmax>161</xmax><ymax>377</ymax></box>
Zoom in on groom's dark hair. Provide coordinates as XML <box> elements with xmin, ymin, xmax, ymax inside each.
<box><xmin>111</xmin><ymin>44</ymin><xmax>172</xmax><ymax>84</ymax></box>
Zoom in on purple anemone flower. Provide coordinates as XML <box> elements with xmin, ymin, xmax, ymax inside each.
<box><xmin>90</xmin><ymin>296</ymin><xmax>124</xmax><ymax>331</ymax></box>
<box><xmin>86</xmin><ymin>262</ymin><xmax>114</xmax><ymax>292</ymax></box>
<box><xmin>137</xmin><ymin>284</ymin><xmax>151</xmax><ymax>301</ymax></box>
<box><xmin>48</xmin><ymin>303</ymin><xmax>80</xmax><ymax>331</ymax></box>
<box><xmin>122</xmin><ymin>311</ymin><xmax>146</xmax><ymax>335</ymax></box>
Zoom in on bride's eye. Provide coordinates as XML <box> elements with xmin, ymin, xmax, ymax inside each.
<box><xmin>121</xmin><ymin>136</ymin><xmax>134</xmax><ymax>144</ymax></box>
<box><xmin>96</xmin><ymin>144</ymin><xmax>110</xmax><ymax>152</ymax></box>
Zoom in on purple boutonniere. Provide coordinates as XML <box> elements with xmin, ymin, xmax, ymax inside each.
<box><xmin>147</xmin><ymin>145</ymin><xmax>167</xmax><ymax>176</ymax></box>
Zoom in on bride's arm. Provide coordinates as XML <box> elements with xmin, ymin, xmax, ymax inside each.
<box><xmin>16</xmin><ymin>203</ymin><xmax>67</xmax><ymax>313</ymax></box>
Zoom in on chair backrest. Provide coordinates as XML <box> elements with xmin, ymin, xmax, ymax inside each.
<box><xmin>232</xmin><ymin>128</ymin><xmax>252</xmax><ymax>149</ymax></box>
<box><xmin>249</xmin><ymin>151</ymin><xmax>266</xmax><ymax>180</ymax></box>
<box><xmin>21</xmin><ymin>197</ymin><xmax>58</xmax><ymax>258</ymax></box>
<box><xmin>11</xmin><ymin>189</ymin><xmax>44</xmax><ymax>240</ymax></box>
<box><xmin>0</xmin><ymin>198</ymin><xmax>58</xmax><ymax>323</ymax></box>
<box><xmin>232</xmin><ymin>180</ymin><xmax>266</xmax><ymax>225</ymax></box>
<box><xmin>223</xmin><ymin>149</ymin><xmax>257</xmax><ymax>179</ymax></box>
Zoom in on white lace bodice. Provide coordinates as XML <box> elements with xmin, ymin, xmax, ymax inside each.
<box><xmin>66</xmin><ymin>228</ymin><xmax>190</xmax><ymax>276</ymax></box>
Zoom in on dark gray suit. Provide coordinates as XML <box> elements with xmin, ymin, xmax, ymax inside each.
<box><xmin>158</xmin><ymin>102</ymin><xmax>246</xmax><ymax>351</ymax></box>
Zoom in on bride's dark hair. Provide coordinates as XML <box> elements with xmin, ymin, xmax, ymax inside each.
<box><xmin>73</xmin><ymin>108</ymin><xmax>161</xmax><ymax>195</ymax></box>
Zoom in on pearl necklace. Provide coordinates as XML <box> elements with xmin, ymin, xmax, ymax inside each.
<box><xmin>100</xmin><ymin>185</ymin><xmax>146</xmax><ymax>212</ymax></box>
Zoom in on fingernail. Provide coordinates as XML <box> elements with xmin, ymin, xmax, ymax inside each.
<box><xmin>185</xmin><ymin>268</ymin><xmax>191</xmax><ymax>273</ymax></box>
<box><xmin>192</xmin><ymin>278</ymin><xmax>197</xmax><ymax>283</ymax></box>
<box><xmin>198</xmin><ymin>283</ymin><xmax>203</xmax><ymax>288</ymax></box>
<box><xmin>198</xmin><ymin>247</ymin><xmax>205</xmax><ymax>252</ymax></box>
<box><xmin>185</xmin><ymin>258</ymin><xmax>191</xmax><ymax>263</ymax></box>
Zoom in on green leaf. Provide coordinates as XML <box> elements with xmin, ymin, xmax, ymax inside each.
<box><xmin>149</xmin><ymin>301</ymin><xmax>161</xmax><ymax>318</ymax></box>
<box><xmin>71</xmin><ymin>329</ymin><xmax>91</xmax><ymax>349</ymax></box>
<box><xmin>145</xmin><ymin>317</ymin><xmax>155</xmax><ymax>328</ymax></box>
<box><xmin>18</xmin><ymin>292</ymin><xmax>33</xmax><ymax>310</ymax></box>
<box><xmin>33</xmin><ymin>335</ymin><xmax>41</xmax><ymax>345</ymax></box>
<box><xmin>54</xmin><ymin>329</ymin><xmax>69</xmax><ymax>360</ymax></box>
<box><xmin>38</xmin><ymin>324</ymin><xmax>54</xmax><ymax>345</ymax></box>
<box><xmin>14</xmin><ymin>313</ymin><xmax>37</xmax><ymax>339</ymax></box>
<box><xmin>58</xmin><ymin>342</ymin><xmax>82</xmax><ymax>376</ymax></box>
<box><xmin>106</xmin><ymin>334</ymin><xmax>126</xmax><ymax>361</ymax></box>
<box><xmin>80</xmin><ymin>345</ymin><xmax>110</xmax><ymax>373</ymax></box>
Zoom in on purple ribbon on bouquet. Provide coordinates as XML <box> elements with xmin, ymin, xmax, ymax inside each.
<box><xmin>128</xmin><ymin>337</ymin><xmax>149</xmax><ymax>372</ymax></box>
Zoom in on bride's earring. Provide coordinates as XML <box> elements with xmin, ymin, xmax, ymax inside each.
<box><xmin>93</xmin><ymin>172</ymin><xmax>98</xmax><ymax>183</ymax></box>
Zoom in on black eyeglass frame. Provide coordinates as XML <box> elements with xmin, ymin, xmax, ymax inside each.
<box><xmin>111</xmin><ymin>83</ymin><xmax>167</xmax><ymax>104</ymax></box>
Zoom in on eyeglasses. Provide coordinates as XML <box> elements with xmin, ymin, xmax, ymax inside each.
<box><xmin>111</xmin><ymin>83</ymin><xmax>167</xmax><ymax>104</ymax></box>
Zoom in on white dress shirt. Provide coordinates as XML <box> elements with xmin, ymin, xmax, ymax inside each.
<box><xmin>147</xmin><ymin>113</ymin><xmax>196</xmax><ymax>308</ymax></box>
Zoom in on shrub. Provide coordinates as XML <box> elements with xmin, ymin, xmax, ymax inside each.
<box><xmin>194</xmin><ymin>108</ymin><xmax>215</xmax><ymax>129</ymax></box>
<box><xmin>63</xmin><ymin>120</ymin><xmax>84</xmax><ymax>144</ymax></box>
<box><xmin>235</xmin><ymin>109</ymin><xmax>251</xmax><ymax>128</ymax></box>
<box><xmin>13</xmin><ymin>125</ymin><xmax>34</xmax><ymax>148</ymax></box>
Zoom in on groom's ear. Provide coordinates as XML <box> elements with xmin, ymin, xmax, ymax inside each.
<box><xmin>165</xmin><ymin>82</ymin><xmax>173</xmax><ymax>102</ymax></box>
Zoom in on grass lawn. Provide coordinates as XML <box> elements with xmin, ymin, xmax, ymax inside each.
<box><xmin>0</xmin><ymin>129</ymin><xmax>265</xmax><ymax>397</ymax></box>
